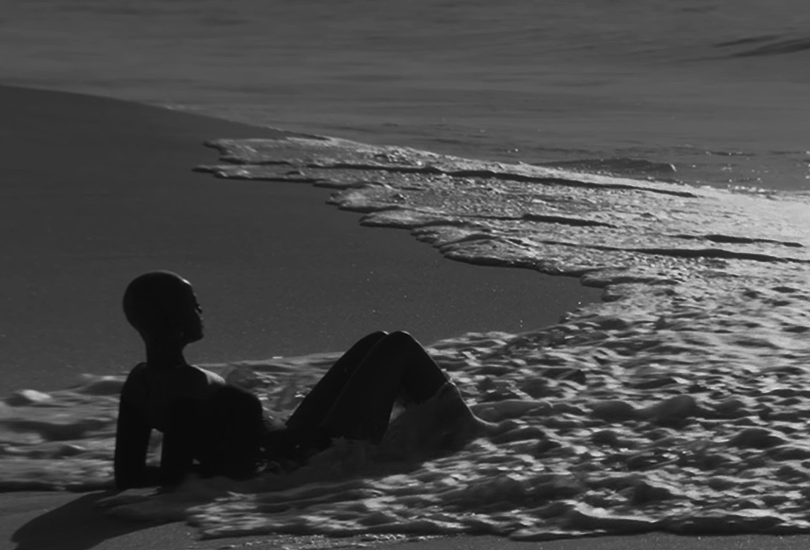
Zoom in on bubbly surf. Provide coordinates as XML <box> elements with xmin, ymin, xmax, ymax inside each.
<box><xmin>2</xmin><ymin>136</ymin><xmax>809</xmax><ymax>542</ymax></box>
<box><xmin>4</xmin><ymin>0</ymin><xmax>810</xmax><ymax>542</ymax></box>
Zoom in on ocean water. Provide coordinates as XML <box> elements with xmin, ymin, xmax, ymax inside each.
<box><xmin>3</xmin><ymin>0</ymin><xmax>809</xmax><ymax>189</ymax></box>
<box><xmin>3</xmin><ymin>0</ymin><xmax>810</xmax><ymax>544</ymax></box>
<box><xmin>3</xmin><ymin>132</ymin><xmax>810</xmax><ymax>542</ymax></box>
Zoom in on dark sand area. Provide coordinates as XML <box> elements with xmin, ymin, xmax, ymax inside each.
<box><xmin>0</xmin><ymin>84</ymin><xmax>598</xmax><ymax>393</ymax></box>
<box><xmin>3</xmin><ymin>86</ymin><xmax>804</xmax><ymax>550</ymax></box>
<box><xmin>7</xmin><ymin>491</ymin><xmax>810</xmax><ymax>550</ymax></box>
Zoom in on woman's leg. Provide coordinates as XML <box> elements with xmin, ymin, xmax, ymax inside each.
<box><xmin>285</xmin><ymin>331</ymin><xmax>388</xmax><ymax>431</ymax></box>
<box><xmin>319</xmin><ymin>331</ymin><xmax>449</xmax><ymax>443</ymax></box>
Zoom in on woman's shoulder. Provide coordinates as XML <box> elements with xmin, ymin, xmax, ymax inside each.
<box><xmin>122</xmin><ymin>363</ymin><xmax>225</xmax><ymax>399</ymax></box>
<box><xmin>185</xmin><ymin>364</ymin><xmax>227</xmax><ymax>386</ymax></box>
<box><xmin>122</xmin><ymin>363</ymin><xmax>227</xmax><ymax>409</ymax></box>
<box><xmin>169</xmin><ymin>364</ymin><xmax>227</xmax><ymax>402</ymax></box>
<box><xmin>127</xmin><ymin>361</ymin><xmax>148</xmax><ymax>375</ymax></box>
<box><xmin>120</xmin><ymin>362</ymin><xmax>149</xmax><ymax>404</ymax></box>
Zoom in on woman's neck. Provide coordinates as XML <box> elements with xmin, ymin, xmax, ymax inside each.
<box><xmin>144</xmin><ymin>342</ymin><xmax>187</xmax><ymax>368</ymax></box>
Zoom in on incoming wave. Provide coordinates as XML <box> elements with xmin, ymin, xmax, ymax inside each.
<box><xmin>3</xmin><ymin>134</ymin><xmax>810</xmax><ymax>543</ymax></box>
<box><xmin>535</xmin><ymin>158</ymin><xmax>678</xmax><ymax>182</ymax></box>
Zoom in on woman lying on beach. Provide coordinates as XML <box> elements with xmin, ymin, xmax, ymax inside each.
<box><xmin>114</xmin><ymin>271</ymin><xmax>491</xmax><ymax>490</ymax></box>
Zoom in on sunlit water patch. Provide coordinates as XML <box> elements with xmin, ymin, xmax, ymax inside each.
<box><xmin>3</xmin><ymin>135</ymin><xmax>810</xmax><ymax>541</ymax></box>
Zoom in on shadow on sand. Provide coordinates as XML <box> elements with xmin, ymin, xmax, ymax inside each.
<box><xmin>12</xmin><ymin>492</ymin><xmax>162</xmax><ymax>550</ymax></box>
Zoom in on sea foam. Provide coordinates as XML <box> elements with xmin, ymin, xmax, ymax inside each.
<box><xmin>3</xmin><ymin>135</ymin><xmax>810</xmax><ymax>542</ymax></box>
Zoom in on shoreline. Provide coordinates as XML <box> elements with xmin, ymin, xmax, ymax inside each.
<box><xmin>0</xmin><ymin>84</ymin><xmax>598</xmax><ymax>549</ymax></box>
<box><xmin>0</xmin><ymin>84</ymin><xmax>599</xmax><ymax>393</ymax></box>
<box><xmin>10</xmin><ymin>490</ymin><xmax>810</xmax><ymax>550</ymax></box>
<box><xmin>4</xmin><ymin>85</ymin><xmax>808</xmax><ymax>550</ymax></box>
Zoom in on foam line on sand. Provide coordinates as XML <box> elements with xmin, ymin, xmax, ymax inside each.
<box><xmin>0</xmin><ymin>84</ymin><xmax>598</xmax><ymax>393</ymax></box>
<box><xmin>0</xmin><ymin>86</ymin><xmax>598</xmax><ymax>549</ymax></box>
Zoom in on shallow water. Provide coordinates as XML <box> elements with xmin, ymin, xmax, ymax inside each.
<box><xmin>3</xmin><ymin>0</ymin><xmax>809</xmax><ymax>189</ymax></box>
<box><xmin>3</xmin><ymin>0</ymin><xmax>810</xmax><ymax>541</ymax></box>
<box><xmin>3</xmin><ymin>138</ymin><xmax>809</xmax><ymax>541</ymax></box>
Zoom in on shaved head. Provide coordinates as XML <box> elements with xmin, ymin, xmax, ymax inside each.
<box><xmin>123</xmin><ymin>271</ymin><xmax>203</xmax><ymax>344</ymax></box>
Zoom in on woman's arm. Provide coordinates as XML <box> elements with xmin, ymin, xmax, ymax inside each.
<box><xmin>158</xmin><ymin>399</ymin><xmax>197</xmax><ymax>486</ymax></box>
<box><xmin>114</xmin><ymin>399</ymin><xmax>158</xmax><ymax>489</ymax></box>
<box><xmin>114</xmin><ymin>365</ymin><xmax>159</xmax><ymax>489</ymax></box>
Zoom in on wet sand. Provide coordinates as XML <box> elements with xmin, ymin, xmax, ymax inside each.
<box><xmin>8</xmin><ymin>491</ymin><xmax>810</xmax><ymax>550</ymax></box>
<box><xmin>2</xmin><ymin>85</ymin><xmax>806</xmax><ymax>549</ymax></box>
<box><xmin>0</xmin><ymin>86</ymin><xmax>598</xmax><ymax>548</ymax></box>
<box><xmin>0</xmin><ymin>84</ymin><xmax>597</xmax><ymax>393</ymax></box>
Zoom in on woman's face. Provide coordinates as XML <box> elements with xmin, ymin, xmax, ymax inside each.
<box><xmin>176</xmin><ymin>279</ymin><xmax>204</xmax><ymax>344</ymax></box>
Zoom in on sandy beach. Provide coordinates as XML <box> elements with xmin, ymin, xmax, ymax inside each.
<box><xmin>0</xmin><ymin>84</ymin><xmax>597</xmax><ymax>393</ymax></box>
<box><xmin>2</xmin><ymin>86</ymin><xmax>809</xmax><ymax>550</ymax></box>
<box><xmin>0</xmin><ymin>86</ymin><xmax>598</xmax><ymax>548</ymax></box>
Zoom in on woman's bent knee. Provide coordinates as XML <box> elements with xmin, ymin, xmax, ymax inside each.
<box><xmin>383</xmin><ymin>330</ymin><xmax>418</xmax><ymax>346</ymax></box>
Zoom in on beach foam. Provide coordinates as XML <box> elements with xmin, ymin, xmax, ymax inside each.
<box><xmin>197</xmin><ymin>135</ymin><xmax>809</xmax><ymax>281</ymax></box>
<box><xmin>3</xmin><ymin>135</ymin><xmax>810</xmax><ymax>541</ymax></box>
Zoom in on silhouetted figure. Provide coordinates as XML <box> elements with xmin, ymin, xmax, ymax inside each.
<box><xmin>115</xmin><ymin>271</ymin><xmax>265</xmax><ymax>489</ymax></box>
<box><xmin>114</xmin><ymin>271</ymin><xmax>488</xmax><ymax>490</ymax></box>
